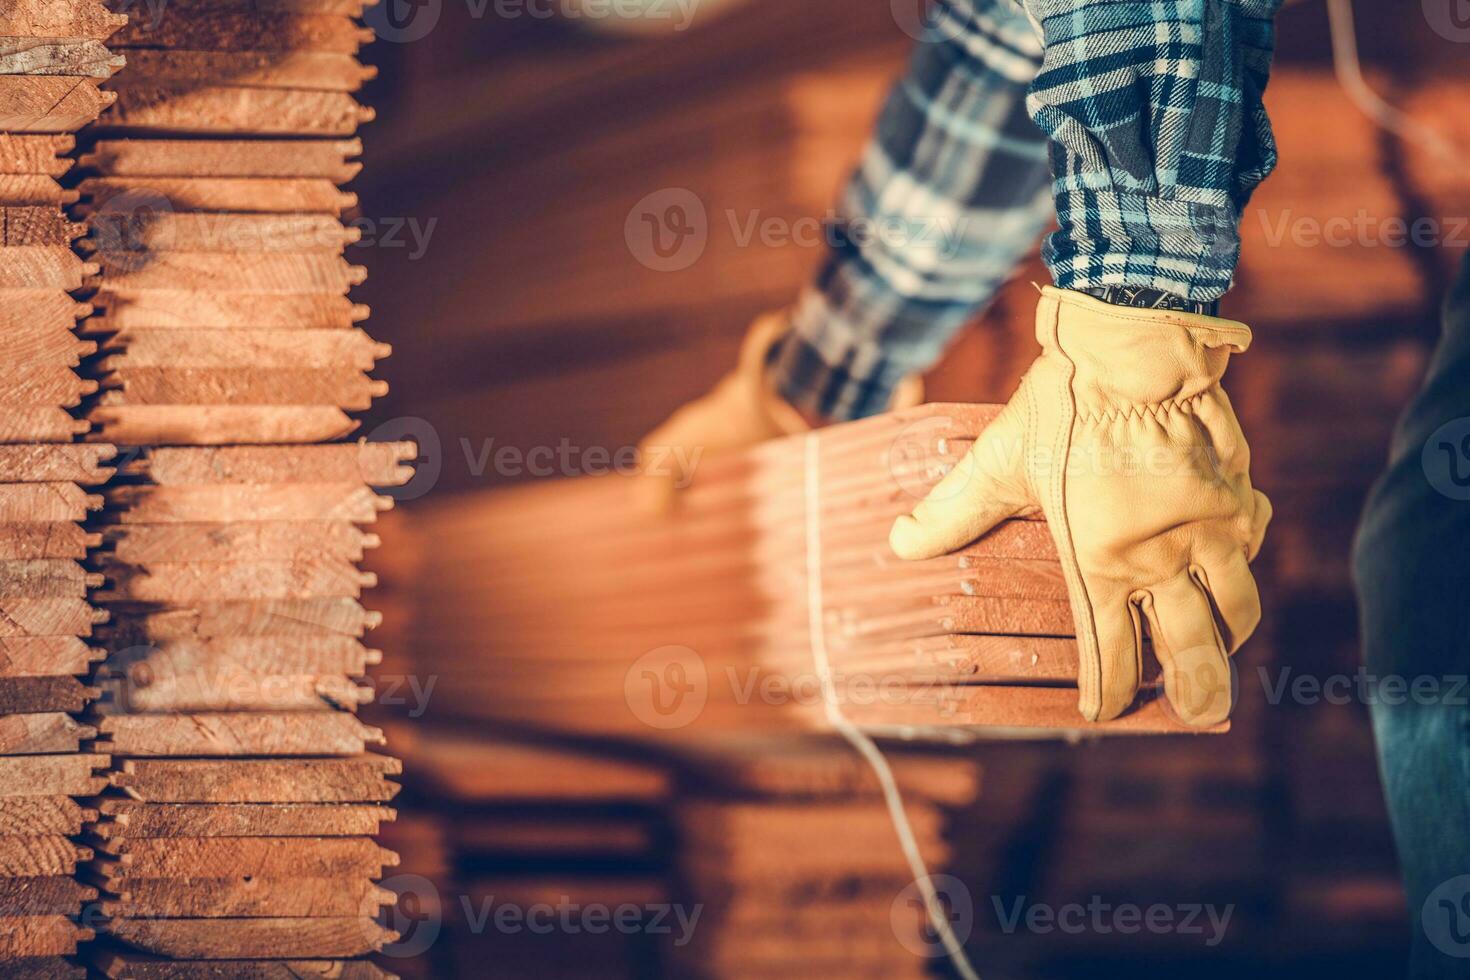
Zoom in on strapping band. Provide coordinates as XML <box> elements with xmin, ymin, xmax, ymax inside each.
<box><xmin>802</xmin><ymin>432</ymin><xmax>981</xmax><ymax>980</ymax></box>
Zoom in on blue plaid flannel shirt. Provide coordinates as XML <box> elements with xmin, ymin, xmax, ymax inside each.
<box><xmin>771</xmin><ymin>0</ymin><xmax>1284</xmax><ymax>421</ymax></box>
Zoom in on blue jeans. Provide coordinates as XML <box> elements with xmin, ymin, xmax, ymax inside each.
<box><xmin>1354</xmin><ymin>250</ymin><xmax>1470</xmax><ymax>978</ymax></box>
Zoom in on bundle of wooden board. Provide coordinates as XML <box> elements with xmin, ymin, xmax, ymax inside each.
<box><xmin>75</xmin><ymin>0</ymin><xmax>383</xmax><ymax>446</ymax></box>
<box><xmin>406</xmin><ymin>403</ymin><xmax>1209</xmax><ymax>737</ymax></box>
<box><xmin>64</xmin><ymin>0</ymin><xmax>408</xmax><ymax>970</ymax></box>
<box><xmin>665</xmin><ymin>738</ymin><xmax>980</xmax><ymax>979</ymax></box>
<box><xmin>80</xmin><ymin>443</ymin><xmax>412</xmax><ymax>975</ymax></box>
<box><xmin>0</xmin><ymin>2</ymin><xmax>125</xmax><ymax>973</ymax></box>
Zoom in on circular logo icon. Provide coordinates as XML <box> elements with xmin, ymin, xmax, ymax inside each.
<box><xmin>378</xmin><ymin>873</ymin><xmax>443</xmax><ymax>959</ymax></box>
<box><xmin>1422</xmin><ymin>417</ymin><xmax>1470</xmax><ymax>501</ymax></box>
<box><xmin>1160</xmin><ymin>645</ymin><xmax>1239</xmax><ymax>726</ymax></box>
<box><xmin>624</xmin><ymin>645</ymin><xmax>707</xmax><ymax>729</ymax></box>
<box><xmin>890</xmin><ymin>0</ymin><xmax>967</xmax><ymax>43</ymax></box>
<box><xmin>1424</xmin><ymin>875</ymin><xmax>1470</xmax><ymax>957</ymax></box>
<box><xmin>365</xmin><ymin>0</ymin><xmax>441</xmax><ymax>42</ymax></box>
<box><xmin>364</xmin><ymin>416</ymin><xmax>442</xmax><ymax>501</ymax></box>
<box><xmin>891</xmin><ymin>874</ymin><xmax>974</xmax><ymax>958</ymax></box>
<box><xmin>624</xmin><ymin>188</ymin><xmax>708</xmax><ymax>272</ymax></box>
<box><xmin>888</xmin><ymin>414</ymin><xmax>968</xmax><ymax>502</ymax></box>
<box><xmin>1424</xmin><ymin>0</ymin><xmax>1470</xmax><ymax>42</ymax></box>
<box><xmin>91</xmin><ymin>188</ymin><xmax>175</xmax><ymax>272</ymax></box>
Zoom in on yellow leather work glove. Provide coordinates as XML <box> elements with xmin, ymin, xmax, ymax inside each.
<box><xmin>889</xmin><ymin>287</ymin><xmax>1271</xmax><ymax>727</ymax></box>
<box><xmin>636</xmin><ymin>311</ymin><xmax>921</xmax><ymax>512</ymax></box>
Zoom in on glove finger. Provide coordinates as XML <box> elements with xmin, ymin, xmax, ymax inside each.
<box><xmin>1194</xmin><ymin>552</ymin><xmax>1261</xmax><ymax>654</ymax></box>
<box><xmin>1139</xmin><ymin>571</ymin><xmax>1234</xmax><ymax>728</ymax></box>
<box><xmin>1246</xmin><ymin>488</ymin><xmax>1272</xmax><ymax>562</ymax></box>
<box><xmin>889</xmin><ymin>414</ymin><xmax>1029</xmax><ymax>561</ymax></box>
<box><xmin>1076</xmin><ymin>587</ymin><xmax>1144</xmax><ymax>722</ymax></box>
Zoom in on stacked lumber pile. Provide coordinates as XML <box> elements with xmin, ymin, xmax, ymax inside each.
<box><xmin>0</xmin><ymin>0</ymin><xmax>124</xmax><ymax>972</ymax></box>
<box><xmin>62</xmin><ymin>0</ymin><xmax>407</xmax><ymax>973</ymax></box>
<box><xmin>408</xmin><ymin>403</ymin><xmax>1203</xmax><ymax>737</ymax></box>
<box><xmin>384</xmin><ymin>724</ymin><xmax>674</xmax><ymax>979</ymax></box>
<box><xmin>665</xmin><ymin>739</ymin><xmax>980</xmax><ymax>979</ymax></box>
<box><xmin>77</xmin><ymin>0</ymin><xmax>380</xmax><ymax>446</ymax></box>
<box><xmin>81</xmin><ymin>444</ymin><xmax>412</xmax><ymax>975</ymax></box>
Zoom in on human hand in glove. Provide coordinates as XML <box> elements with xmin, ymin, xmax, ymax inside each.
<box><xmin>636</xmin><ymin>311</ymin><xmax>920</xmax><ymax>513</ymax></box>
<box><xmin>889</xmin><ymin>287</ymin><xmax>1271</xmax><ymax>727</ymax></box>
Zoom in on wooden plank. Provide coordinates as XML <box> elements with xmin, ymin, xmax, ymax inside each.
<box><xmin>0</xmin><ymin>246</ymin><xmax>94</xmax><ymax>288</ymax></box>
<box><xmin>110</xmin><ymin>755</ymin><xmax>400</xmax><ymax>803</ymax></box>
<box><xmin>0</xmin><ymin>290</ymin><xmax>88</xmax><ymax>330</ymax></box>
<box><xmin>0</xmin><ymin>598</ymin><xmax>106</xmax><ymax>637</ymax></box>
<box><xmin>95</xmin><ymin>670</ymin><xmax>370</xmax><ymax>711</ymax></box>
<box><xmin>107</xmin><ymin>0</ymin><xmax>374</xmax><ymax>12</ymax></box>
<box><xmin>0</xmin><ymin>38</ymin><xmax>124</xmax><ymax>77</ymax></box>
<box><xmin>1</xmin><ymin>202</ymin><xmax>80</xmax><ymax>233</ymax></box>
<box><xmin>88</xmin><ymin>290</ymin><xmax>364</xmax><ymax>329</ymax></box>
<box><xmin>90</xmin><ymin>952</ymin><xmax>394</xmax><ymax>979</ymax></box>
<box><xmin>97</xmin><ymin>371</ymin><xmax>383</xmax><ymax>411</ymax></box>
<box><xmin>0</xmin><ymin>914</ymin><xmax>92</xmax><ymax>957</ymax></box>
<box><xmin>102</xmin><ymin>87</ymin><xmax>373</xmax><ymax>138</ymax></box>
<box><xmin>0</xmin><ymin>875</ymin><xmax>95</xmax><ymax>914</ymax></box>
<box><xmin>0</xmin><ymin>755</ymin><xmax>108</xmax><ymax>798</ymax></box>
<box><xmin>102</xmin><ymin>917</ymin><xmax>395</xmax><ymax>959</ymax></box>
<box><xmin>105</xmin><ymin>484</ymin><xmax>390</xmax><ymax>523</ymax></box>
<box><xmin>101</xmin><ymin>599</ymin><xmax>380</xmax><ymax>640</ymax></box>
<box><xmin>0</xmin><ymin>484</ymin><xmax>101</xmax><ymax>523</ymax></box>
<box><xmin>97</xmin><ymin>877</ymin><xmax>394</xmax><ymax>919</ymax></box>
<box><xmin>0</xmin><ymin>524</ymin><xmax>96</xmax><ymax>561</ymax></box>
<box><xmin>0</xmin><ymin>369</ymin><xmax>94</xmax><ymax>408</ymax></box>
<box><xmin>0</xmin><ymin>559</ymin><xmax>101</xmax><ymax>598</ymax></box>
<box><xmin>80</xmin><ymin>176</ymin><xmax>357</xmax><ymax>214</ymax></box>
<box><xmin>82</xmin><ymin>138</ymin><xmax>363</xmax><ymax>180</ymax></box>
<box><xmin>94</xmin><ymin>835</ymin><xmax>395</xmax><ymax>878</ymax></box>
<box><xmin>83</xmin><ymin>213</ymin><xmax>358</xmax><ymax>251</ymax></box>
<box><xmin>93</xmin><ymin>800</ymin><xmax>393</xmax><ymax>838</ymax></box>
<box><xmin>0</xmin><ymin>835</ymin><xmax>91</xmax><ymax>876</ymax></box>
<box><xmin>109</xmin><ymin>13</ymin><xmax>371</xmax><ymax>51</ymax></box>
<box><xmin>93</xmin><ymin>252</ymin><xmax>365</xmax><ymax>293</ymax></box>
<box><xmin>112</xmin><ymin>50</ymin><xmax>375</xmax><ymax>92</ymax></box>
<box><xmin>99</xmin><ymin>329</ymin><xmax>387</xmax><ymax>368</ymax></box>
<box><xmin>125</xmin><ymin>443</ymin><xmax>415</xmax><ymax>486</ymax></box>
<box><xmin>99</xmin><ymin>557</ymin><xmax>375</xmax><ymax>601</ymax></box>
<box><xmin>0</xmin><ymin>77</ymin><xmax>115</xmax><ymax>133</ymax></box>
<box><xmin>86</xmin><ymin>405</ymin><xmax>359</xmax><ymax>444</ymax></box>
<box><xmin>101</xmin><ymin>522</ymin><xmax>377</xmax><ymax>563</ymax></box>
<box><xmin>0</xmin><ymin>711</ymin><xmax>94</xmax><ymax>752</ymax></box>
<box><xmin>0</xmin><ymin>134</ymin><xmax>72</xmax><ymax>175</ymax></box>
<box><xmin>97</xmin><ymin>713</ymin><xmax>384</xmax><ymax>756</ymax></box>
<box><xmin>0</xmin><ymin>635</ymin><xmax>102</xmax><ymax>678</ymax></box>
<box><xmin>0</xmin><ymin>444</ymin><xmax>113</xmax><ymax>483</ymax></box>
<box><xmin>0</xmin><ymin>796</ymin><xmax>93</xmax><ymax>836</ymax></box>
<box><xmin>0</xmin><ymin>0</ymin><xmax>128</xmax><ymax>40</ymax></box>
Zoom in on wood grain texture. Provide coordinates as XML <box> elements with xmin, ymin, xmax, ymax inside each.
<box><xmin>99</xmin><ymin>557</ymin><xmax>376</xmax><ymax>601</ymax></box>
<box><xmin>105</xmin><ymin>484</ymin><xmax>390</xmax><ymax>523</ymax></box>
<box><xmin>0</xmin><ymin>710</ymin><xmax>94</xmax><ymax>753</ymax></box>
<box><xmin>103</xmin><ymin>87</ymin><xmax>373</xmax><ymax>137</ymax></box>
<box><xmin>92</xmin><ymin>800</ymin><xmax>393</xmax><ymax>838</ymax></box>
<box><xmin>0</xmin><ymin>796</ymin><xmax>93</xmax><ymax>837</ymax></box>
<box><xmin>82</xmin><ymin>138</ymin><xmax>363</xmax><ymax>180</ymax></box>
<box><xmin>96</xmin><ymin>876</ymin><xmax>395</xmax><ymax>918</ymax></box>
<box><xmin>102</xmin><ymin>522</ymin><xmax>377</xmax><ymax>563</ymax></box>
<box><xmin>111</xmin><ymin>755</ymin><xmax>400</xmax><ymax>803</ymax></box>
<box><xmin>0</xmin><ymin>38</ymin><xmax>124</xmax><ymax>77</ymax></box>
<box><xmin>0</xmin><ymin>524</ymin><xmax>97</xmax><ymax>561</ymax></box>
<box><xmin>0</xmin><ymin>0</ymin><xmax>127</xmax><ymax>40</ymax></box>
<box><xmin>124</xmin><ymin>443</ymin><xmax>415</xmax><ymax>486</ymax></box>
<box><xmin>89</xmin><ymin>952</ymin><xmax>394</xmax><ymax>979</ymax></box>
<box><xmin>100</xmin><ymin>599</ymin><xmax>381</xmax><ymax>640</ymax></box>
<box><xmin>80</xmin><ymin>176</ymin><xmax>357</xmax><ymax>214</ymax></box>
<box><xmin>0</xmin><ymin>134</ymin><xmax>72</xmax><ymax>175</ymax></box>
<box><xmin>97</xmin><ymin>713</ymin><xmax>385</xmax><ymax>756</ymax></box>
<box><xmin>89</xmin><ymin>290</ymin><xmax>364</xmax><ymax>329</ymax></box>
<box><xmin>112</xmin><ymin>50</ymin><xmax>375</xmax><ymax>92</ymax></box>
<box><xmin>0</xmin><ymin>76</ymin><xmax>116</xmax><ymax>133</ymax></box>
<box><xmin>101</xmin><ymin>917</ymin><xmax>395</xmax><ymax>959</ymax></box>
<box><xmin>84</xmin><ymin>213</ymin><xmax>358</xmax><ymax>251</ymax></box>
<box><xmin>87</xmin><ymin>405</ymin><xmax>360</xmax><ymax>444</ymax></box>
<box><xmin>0</xmin><ymin>755</ymin><xmax>109</xmax><ymax>798</ymax></box>
<box><xmin>109</xmin><ymin>12</ymin><xmax>371</xmax><ymax>51</ymax></box>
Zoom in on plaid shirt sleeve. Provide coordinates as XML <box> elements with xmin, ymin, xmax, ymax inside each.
<box><xmin>771</xmin><ymin>0</ymin><xmax>1283</xmax><ymax>422</ymax></box>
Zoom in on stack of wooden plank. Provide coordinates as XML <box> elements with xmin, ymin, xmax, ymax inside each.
<box><xmin>0</xmin><ymin>1</ymin><xmax>125</xmax><ymax>973</ymax></box>
<box><xmin>80</xmin><ymin>443</ymin><xmax>412</xmax><ymax>975</ymax></box>
<box><xmin>665</xmin><ymin>738</ymin><xmax>980</xmax><ymax>979</ymax></box>
<box><xmin>76</xmin><ymin>0</ymin><xmax>382</xmax><ymax>446</ymax></box>
<box><xmin>61</xmin><ymin>0</ymin><xmax>408</xmax><ymax>971</ymax></box>
<box><xmin>408</xmin><ymin>403</ymin><xmax>1206</xmax><ymax>738</ymax></box>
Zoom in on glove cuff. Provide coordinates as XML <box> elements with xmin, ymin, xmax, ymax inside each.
<box><xmin>1035</xmin><ymin>287</ymin><xmax>1252</xmax><ymax>412</ymax></box>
